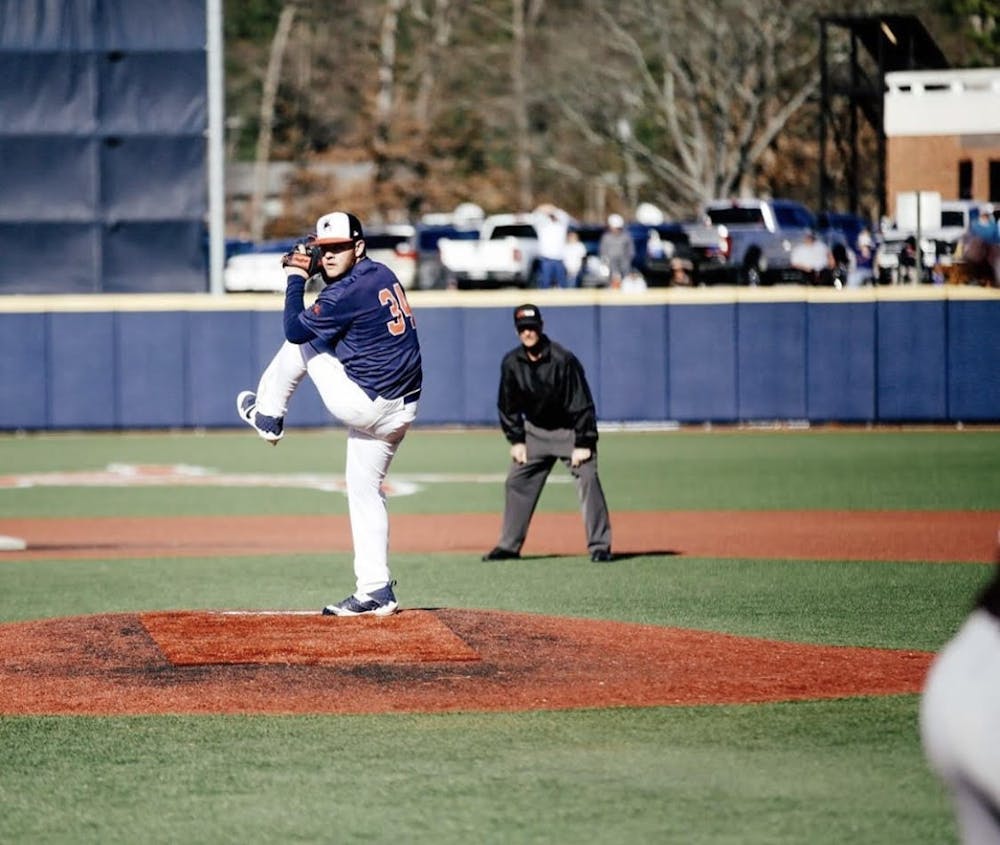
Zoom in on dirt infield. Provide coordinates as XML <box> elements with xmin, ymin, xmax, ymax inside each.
<box><xmin>2</xmin><ymin>509</ymin><xmax>997</xmax><ymax>562</ymax></box>
<box><xmin>0</xmin><ymin>609</ymin><xmax>932</xmax><ymax>715</ymax></box>
<box><xmin>1</xmin><ymin>509</ymin><xmax>995</xmax><ymax>715</ymax></box>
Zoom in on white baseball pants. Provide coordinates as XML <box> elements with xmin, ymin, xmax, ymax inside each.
<box><xmin>253</xmin><ymin>340</ymin><xmax>417</xmax><ymax>596</ymax></box>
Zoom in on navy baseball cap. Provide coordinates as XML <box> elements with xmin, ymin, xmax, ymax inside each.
<box><xmin>514</xmin><ymin>304</ymin><xmax>543</xmax><ymax>330</ymax></box>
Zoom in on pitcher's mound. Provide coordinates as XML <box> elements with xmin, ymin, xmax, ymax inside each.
<box><xmin>0</xmin><ymin>608</ymin><xmax>932</xmax><ymax>715</ymax></box>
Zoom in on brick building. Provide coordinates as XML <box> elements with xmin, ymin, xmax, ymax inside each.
<box><xmin>883</xmin><ymin>68</ymin><xmax>1000</xmax><ymax>219</ymax></box>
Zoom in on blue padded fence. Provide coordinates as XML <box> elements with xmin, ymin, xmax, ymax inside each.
<box><xmin>0</xmin><ymin>289</ymin><xmax>998</xmax><ymax>431</ymax></box>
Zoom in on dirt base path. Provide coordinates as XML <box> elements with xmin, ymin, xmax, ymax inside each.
<box><xmin>2</xmin><ymin>510</ymin><xmax>997</xmax><ymax>562</ymax></box>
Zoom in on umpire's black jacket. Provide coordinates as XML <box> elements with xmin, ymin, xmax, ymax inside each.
<box><xmin>497</xmin><ymin>334</ymin><xmax>599</xmax><ymax>450</ymax></box>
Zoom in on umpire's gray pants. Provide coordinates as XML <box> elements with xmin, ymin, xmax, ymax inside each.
<box><xmin>497</xmin><ymin>424</ymin><xmax>612</xmax><ymax>555</ymax></box>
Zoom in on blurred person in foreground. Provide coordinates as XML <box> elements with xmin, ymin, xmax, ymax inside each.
<box><xmin>482</xmin><ymin>304</ymin><xmax>612</xmax><ymax>563</ymax></box>
<box><xmin>920</xmin><ymin>531</ymin><xmax>1000</xmax><ymax>844</ymax></box>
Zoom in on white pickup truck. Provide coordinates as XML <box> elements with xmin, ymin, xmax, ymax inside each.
<box><xmin>437</xmin><ymin>213</ymin><xmax>541</xmax><ymax>289</ymax></box>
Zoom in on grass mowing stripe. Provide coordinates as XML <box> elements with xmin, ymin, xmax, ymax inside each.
<box><xmin>1</xmin><ymin>429</ymin><xmax>998</xmax><ymax>515</ymax></box>
<box><xmin>0</xmin><ymin>698</ymin><xmax>954</xmax><ymax>845</ymax></box>
<box><xmin>0</xmin><ymin>554</ymin><xmax>989</xmax><ymax>650</ymax></box>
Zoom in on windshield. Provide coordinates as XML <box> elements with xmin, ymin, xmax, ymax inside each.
<box><xmin>490</xmin><ymin>224</ymin><xmax>537</xmax><ymax>239</ymax></box>
<box><xmin>706</xmin><ymin>207</ymin><xmax>764</xmax><ymax>226</ymax></box>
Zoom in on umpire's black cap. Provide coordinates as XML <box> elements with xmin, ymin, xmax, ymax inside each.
<box><xmin>514</xmin><ymin>303</ymin><xmax>543</xmax><ymax>330</ymax></box>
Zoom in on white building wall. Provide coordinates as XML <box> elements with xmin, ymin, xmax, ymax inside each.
<box><xmin>884</xmin><ymin>68</ymin><xmax>1000</xmax><ymax>137</ymax></box>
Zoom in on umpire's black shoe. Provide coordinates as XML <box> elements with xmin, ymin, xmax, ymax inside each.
<box><xmin>590</xmin><ymin>549</ymin><xmax>613</xmax><ymax>562</ymax></box>
<box><xmin>482</xmin><ymin>546</ymin><xmax>520</xmax><ymax>561</ymax></box>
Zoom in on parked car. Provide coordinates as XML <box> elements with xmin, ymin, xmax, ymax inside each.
<box><xmin>816</xmin><ymin>211</ymin><xmax>874</xmax><ymax>257</ymax></box>
<box><xmin>634</xmin><ymin>222</ymin><xmax>728</xmax><ymax>286</ymax></box>
<box><xmin>223</xmin><ymin>237</ymin><xmax>299</xmax><ymax>292</ymax></box>
<box><xmin>437</xmin><ymin>213</ymin><xmax>541</xmax><ymax>289</ymax></box>
<box><xmin>572</xmin><ymin>220</ymin><xmax>726</xmax><ymax>288</ymax></box>
<box><xmin>362</xmin><ymin>224</ymin><xmax>418</xmax><ymax>289</ymax></box>
<box><xmin>701</xmin><ymin>198</ymin><xmax>847</xmax><ymax>285</ymax></box>
<box><xmin>570</xmin><ymin>223</ymin><xmax>611</xmax><ymax>288</ymax></box>
<box><xmin>414</xmin><ymin>222</ymin><xmax>481</xmax><ymax>289</ymax></box>
<box><xmin>875</xmin><ymin>200</ymin><xmax>988</xmax><ymax>284</ymax></box>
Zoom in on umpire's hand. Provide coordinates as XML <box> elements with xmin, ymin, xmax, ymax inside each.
<box><xmin>510</xmin><ymin>443</ymin><xmax>528</xmax><ymax>464</ymax></box>
<box><xmin>570</xmin><ymin>447</ymin><xmax>591</xmax><ymax>467</ymax></box>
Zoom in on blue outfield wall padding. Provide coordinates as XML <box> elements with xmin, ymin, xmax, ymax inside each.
<box><xmin>117</xmin><ymin>311</ymin><xmax>188</xmax><ymax>428</ymax></box>
<box><xmin>0</xmin><ymin>313</ymin><xmax>48</xmax><ymax>429</ymax></box>
<box><xmin>668</xmin><ymin>303</ymin><xmax>737</xmax><ymax>422</ymax></box>
<box><xmin>598</xmin><ymin>304</ymin><xmax>667</xmax><ymax>421</ymax></box>
<box><xmin>877</xmin><ymin>299</ymin><xmax>948</xmax><ymax>421</ymax></box>
<box><xmin>539</xmin><ymin>305</ymin><xmax>601</xmax><ymax>400</ymax></box>
<box><xmin>48</xmin><ymin>312</ymin><xmax>116</xmax><ymax>429</ymax></box>
<box><xmin>460</xmin><ymin>308</ymin><xmax>513</xmax><ymax>425</ymax></box>
<box><xmin>737</xmin><ymin>301</ymin><xmax>808</xmax><ymax>420</ymax></box>
<box><xmin>948</xmin><ymin>298</ymin><xmax>1000</xmax><ymax>421</ymax></box>
<box><xmin>806</xmin><ymin>302</ymin><xmax>876</xmax><ymax>422</ymax></box>
<box><xmin>412</xmin><ymin>306</ymin><xmax>465</xmax><ymax>426</ymax></box>
<box><xmin>2</xmin><ymin>295</ymin><xmax>999</xmax><ymax>432</ymax></box>
<box><xmin>186</xmin><ymin>311</ymin><xmax>257</xmax><ymax>428</ymax></box>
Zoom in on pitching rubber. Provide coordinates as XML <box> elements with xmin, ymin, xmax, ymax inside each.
<box><xmin>0</xmin><ymin>535</ymin><xmax>27</xmax><ymax>551</ymax></box>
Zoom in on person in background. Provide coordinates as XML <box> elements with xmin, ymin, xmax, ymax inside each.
<box><xmin>562</xmin><ymin>229</ymin><xmax>588</xmax><ymax>288</ymax></box>
<box><xmin>921</xmin><ymin>532</ymin><xmax>1000</xmax><ymax>844</ymax></box>
<box><xmin>964</xmin><ymin>206</ymin><xmax>1000</xmax><ymax>286</ymax></box>
<box><xmin>669</xmin><ymin>256</ymin><xmax>694</xmax><ymax>286</ymax></box>
<box><xmin>790</xmin><ymin>229</ymin><xmax>835</xmax><ymax>285</ymax></box>
<box><xmin>482</xmin><ymin>303</ymin><xmax>613</xmax><ymax>563</ymax></box>
<box><xmin>599</xmin><ymin>214</ymin><xmax>634</xmax><ymax>289</ymax></box>
<box><xmin>852</xmin><ymin>226</ymin><xmax>875</xmax><ymax>286</ymax></box>
<box><xmin>532</xmin><ymin>203</ymin><xmax>572</xmax><ymax>288</ymax></box>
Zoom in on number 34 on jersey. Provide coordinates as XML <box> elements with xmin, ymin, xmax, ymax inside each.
<box><xmin>379</xmin><ymin>282</ymin><xmax>416</xmax><ymax>336</ymax></box>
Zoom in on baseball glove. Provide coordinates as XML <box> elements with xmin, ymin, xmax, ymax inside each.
<box><xmin>281</xmin><ymin>235</ymin><xmax>322</xmax><ymax>277</ymax></box>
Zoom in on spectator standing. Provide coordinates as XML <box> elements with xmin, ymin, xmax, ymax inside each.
<box><xmin>562</xmin><ymin>229</ymin><xmax>588</xmax><ymax>287</ymax></box>
<box><xmin>532</xmin><ymin>203</ymin><xmax>572</xmax><ymax>288</ymax></box>
<box><xmin>853</xmin><ymin>226</ymin><xmax>875</xmax><ymax>285</ymax></box>
<box><xmin>482</xmin><ymin>304</ymin><xmax>613</xmax><ymax>563</ymax></box>
<box><xmin>898</xmin><ymin>235</ymin><xmax>920</xmax><ymax>284</ymax></box>
<box><xmin>599</xmin><ymin>214</ymin><xmax>634</xmax><ymax>289</ymax></box>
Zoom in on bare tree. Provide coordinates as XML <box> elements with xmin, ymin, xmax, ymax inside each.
<box><xmin>550</xmin><ymin>0</ymin><xmax>824</xmax><ymax>217</ymax></box>
<box><xmin>247</xmin><ymin>2</ymin><xmax>297</xmax><ymax>240</ymax></box>
<box><xmin>372</xmin><ymin>0</ymin><xmax>408</xmax><ymax>220</ymax></box>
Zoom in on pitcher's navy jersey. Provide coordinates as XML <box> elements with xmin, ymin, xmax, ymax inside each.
<box><xmin>291</xmin><ymin>257</ymin><xmax>422</xmax><ymax>401</ymax></box>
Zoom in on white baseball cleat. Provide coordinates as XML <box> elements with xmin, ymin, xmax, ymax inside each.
<box><xmin>322</xmin><ymin>582</ymin><xmax>399</xmax><ymax>617</ymax></box>
<box><xmin>236</xmin><ymin>390</ymin><xmax>284</xmax><ymax>444</ymax></box>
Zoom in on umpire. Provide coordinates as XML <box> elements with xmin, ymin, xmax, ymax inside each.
<box><xmin>482</xmin><ymin>304</ymin><xmax>613</xmax><ymax>563</ymax></box>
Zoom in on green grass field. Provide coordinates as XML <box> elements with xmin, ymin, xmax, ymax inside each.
<box><xmin>1</xmin><ymin>427</ymin><xmax>998</xmax><ymax>844</ymax></box>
